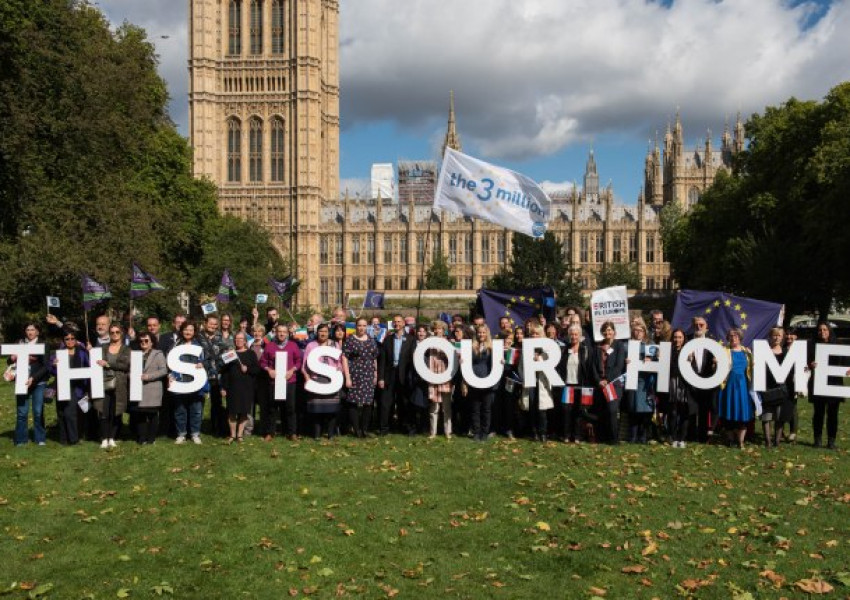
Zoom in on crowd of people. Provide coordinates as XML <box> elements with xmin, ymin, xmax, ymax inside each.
<box><xmin>4</xmin><ymin>305</ymin><xmax>845</xmax><ymax>451</ymax></box>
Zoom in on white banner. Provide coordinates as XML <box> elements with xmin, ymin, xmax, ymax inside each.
<box><xmin>434</xmin><ymin>148</ymin><xmax>551</xmax><ymax>238</ymax></box>
<box><xmin>591</xmin><ymin>285</ymin><xmax>630</xmax><ymax>341</ymax></box>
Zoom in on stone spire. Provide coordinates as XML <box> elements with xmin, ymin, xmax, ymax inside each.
<box><xmin>441</xmin><ymin>90</ymin><xmax>462</xmax><ymax>157</ymax></box>
<box><xmin>584</xmin><ymin>149</ymin><xmax>600</xmax><ymax>203</ymax></box>
<box><xmin>733</xmin><ymin>111</ymin><xmax>745</xmax><ymax>153</ymax></box>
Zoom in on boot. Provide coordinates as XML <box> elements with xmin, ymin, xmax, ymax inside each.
<box><xmin>827</xmin><ymin>438</ymin><xmax>837</xmax><ymax>450</ymax></box>
<box><xmin>813</xmin><ymin>436</ymin><xmax>822</xmax><ymax>448</ymax></box>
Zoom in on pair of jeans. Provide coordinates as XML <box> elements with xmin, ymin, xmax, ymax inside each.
<box><xmin>174</xmin><ymin>395</ymin><xmax>203</xmax><ymax>437</ymax></box>
<box><xmin>469</xmin><ymin>388</ymin><xmax>494</xmax><ymax>439</ymax></box>
<box><xmin>15</xmin><ymin>382</ymin><xmax>46</xmax><ymax>445</ymax></box>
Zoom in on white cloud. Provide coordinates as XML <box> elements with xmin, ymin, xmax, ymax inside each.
<box><xmin>341</xmin><ymin>0</ymin><xmax>850</xmax><ymax>159</ymax></box>
<box><xmin>97</xmin><ymin>0</ymin><xmax>850</xmax><ymax>162</ymax></box>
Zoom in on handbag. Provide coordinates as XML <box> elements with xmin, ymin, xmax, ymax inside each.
<box><xmin>761</xmin><ymin>384</ymin><xmax>788</xmax><ymax>408</ymax></box>
<box><xmin>103</xmin><ymin>369</ymin><xmax>117</xmax><ymax>392</ymax></box>
<box><xmin>2</xmin><ymin>364</ymin><xmax>15</xmax><ymax>383</ymax></box>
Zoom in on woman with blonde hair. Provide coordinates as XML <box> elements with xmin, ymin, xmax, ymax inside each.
<box><xmin>427</xmin><ymin>320</ymin><xmax>453</xmax><ymax>439</ymax></box>
<box><xmin>717</xmin><ymin>328</ymin><xmax>753</xmax><ymax>449</ymax></box>
<box><xmin>465</xmin><ymin>324</ymin><xmax>501</xmax><ymax>442</ymax></box>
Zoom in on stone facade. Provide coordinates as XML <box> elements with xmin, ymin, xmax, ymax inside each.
<box><xmin>188</xmin><ymin>1</ymin><xmax>741</xmax><ymax>309</ymax></box>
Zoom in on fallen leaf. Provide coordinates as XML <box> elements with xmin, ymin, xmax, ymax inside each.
<box><xmin>621</xmin><ymin>565</ymin><xmax>647</xmax><ymax>574</ymax></box>
<box><xmin>535</xmin><ymin>521</ymin><xmax>551</xmax><ymax>532</ymax></box>
<box><xmin>641</xmin><ymin>542</ymin><xmax>658</xmax><ymax>557</ymax></box>
<box><xmin>588</xmin><ymin>586</ymin><xmax>607</xmax><ymax>596</ymax></box>
<box><xmin>759</xmin><ymin>569</ymin><xmax>785</xmax><ymax>588</ymax></box>
<box><xmin>794</xmin><ymin>578</ymin><xmax>833</xmax><ymax>594</ymax></box>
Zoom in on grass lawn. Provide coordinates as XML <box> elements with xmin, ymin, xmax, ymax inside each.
<box><xmin>1</xmin><ymin>382</ymin><xmax>848</xmax><ymax>599</ymax></box>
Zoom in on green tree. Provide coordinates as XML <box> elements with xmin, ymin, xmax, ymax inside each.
<box><xmin>661</xmin><ymin>82</ymin><xmax>850</xmax><ymax>320</ymax></box>
<box><xmin>595</xmin><ymin>262</ymin><xmax>641</xmax><ymax>290</ymax></box>
<box><xmin>192</xmin><ymin>216</ymin><xmax>290</xmax><ymax>317</ymax></box>
<box><xmin>485</xmin><ymin>232</ymin><xmax>583</xmax><ymax>307</ymax></box>
<box><xmin>424</xmin><ymin>251</ymin><xmax>456</xmax><ymax>290</ymax></box>
<box><xmin>0</xmin><ymin>1</ymin><xmax>224</xmax><ymax>332</ymax></box>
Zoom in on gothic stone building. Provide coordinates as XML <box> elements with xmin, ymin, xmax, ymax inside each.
<box><xmin>189</xmin><ymin>0</ymin><xmax>742</xmax><ymax>309</ymax></box>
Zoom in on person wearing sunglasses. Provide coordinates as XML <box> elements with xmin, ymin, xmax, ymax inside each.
<box><xmin>50</xmin><ymin>329</ymin><xmax>89</xmax><ymax>445</ymax></box>
<box><xmin>94</xmin><ymin>323</ymin><xmax>131</xmax><ymax>449</ymax></box>
<box><xmin>136</xmin><ymin>333</ymin><xmax>168</xmax><ymax>445</ymax></box>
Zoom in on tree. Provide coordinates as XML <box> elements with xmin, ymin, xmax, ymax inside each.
<box><xmin>0</xmin><ymin>1</ymin><xmax>247</xmax><ymax>334</ymax></box>
<box><xmin>485</xmin><ymin>232</ymin><xmax>583</xmax><ymax>307</ymax></box>
<box><xmin>661</xmin><ymin>82</ymin><xmax>850</xmax><ymax>320</ymax></box>
<box><xmin>192</xmin><ymin>216</ymin><xmax>289</xmax><ymax>317</ymax></box>
<box><xmin>424</xmin><ymin>251</ymin><xmax>456</xmax><ymax>290</ymax></box>
<box><xmin>595</xmin><ymin>262</ymin><xmax>641</xmax><ymax>290</ymax></box>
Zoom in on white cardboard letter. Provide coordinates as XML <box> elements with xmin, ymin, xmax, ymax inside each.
<box><xmin>1</xmin><ymin>344</ymin><xmax>46</xmax><ymax>395</ymax></box>
<box><xmin>459</xmin><ymin>339</ymin><xmax>505</xmax><ymax>389</ymax></box>
<box><xmin>521</xmin><ymin>338</ymin><xmax>565</xmax><ymax>388</ymax></box>
<box><xmin>678</xmin><ymin>338</ymin><xmax>730</xmax><ymax>390</ymax></box>
<box><xmin>304</xmin><ymin>346</ymin><xmax>344</xmax><ymax>395</ymax></box>
<box><xmin>56</xmin><ymin>347</ymin><xmax>105</xmax><ymax>401</ymax></box>
<box><xmin>274</xmin><ymin>351</ymin><xmax>288</xmax><ymax>400</ymax></box>
<box><xmin>413</xmin><ymin>337</ymin><xmax>457</xmax><ymax>385</ymax></box>
<box><xmin>167</xmin><ymin>345</ymin><xmax>208</xmax><ymax>395</ymax></box>
<box><xmin>812</xmin><ymin>344</ymin><xmax>850</xmax><ymax>399</ymax></box>
<box><xmin>753</xmin><ymin>340</ymin><xmax>808</xmax><ymax>393</ymax></box>
<box><xmin>129</xmin><ymin>351</ymin><xmax>144</xmax><ymax>402</ymax></box>
<box><xmin>626</xmin><ymin>341</ymin><xmax>671</xmax><ymax>393</ymax></box>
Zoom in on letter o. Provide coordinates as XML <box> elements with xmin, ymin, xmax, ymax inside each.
<box><xmin>413</xmin><ymin>337</ymin><xmax>457</xmax><ymax>385</ymax></box>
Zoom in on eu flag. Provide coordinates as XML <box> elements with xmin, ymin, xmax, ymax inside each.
<box><xmin>671</xmin><ymin>290</ymin><xmax>783</xmax><ymax>346</ymax></box>
<box><xmin>363</xmin><ymin>290</ymin><xmax>385</xmax><ymax>309</ymax></box>
<box><xmin>477</xmin><ymin>288</ymin><xmax>556</xmax><ymax>334</ymax></box>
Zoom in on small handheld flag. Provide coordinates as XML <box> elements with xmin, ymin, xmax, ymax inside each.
<box><xmin>216</xmin><ymin>269</ymin><xmax>238</xmax><ymax>303</ymax></box>
<box><xmin>221</xmin><ymin>349</ymin><xmax>239</xmax><ymax>364</ymax></box>
<box><xmin>130</xmin><ymin>263</ymin><xmax>166</xmax><ymax>299</ymax></box>
<box><xmin>255</xmin><ymin>293</ymin><xmax>269</xmax><ymax>305</ymax></box>
<box><xmin>46</xmin><ymin>296</ymin><xmax>60</xmax><ymax>309</ymax></box>
<box><xmin>202</xmin><ymin>302</ymin><xmax>218</xmax><ymax>315</ymax></box>
<box><xmin>363</xmin><ymin>290</ymin><xmax>385</xmax><ymax>309</ymax></box>
<box><xmin>82</xmin><ymin>274</ymin><xmax>112</xmax><ymax>311</ymax></box>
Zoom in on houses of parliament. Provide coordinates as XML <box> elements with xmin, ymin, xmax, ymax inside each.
<box><xmin>189</xmin><ymin>0</ymin><xmax>743</xmax><ymax>309</ymax></box>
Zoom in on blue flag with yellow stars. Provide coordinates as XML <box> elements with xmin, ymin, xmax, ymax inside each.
<box><xmin>478</xmin><ymin>288</ymin><xmax>557</xmax><ymax>335</ymax></box>
<box><xmin>671</xmin><ymin>290</ymin><xmax>783</xmax><ymax>347</ymax></box>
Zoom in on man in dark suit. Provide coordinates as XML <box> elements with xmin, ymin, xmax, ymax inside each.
<box><xmin>377</xmin><ymin>314</ymin><xmax>408</xmax><ymax>435</ymax></box>
<box><xmin>157</xmin><ymin>313</ymin><xmax>186</xmax><ymax>437</ymax></box>
<box><xmin>689</xmin><ymin>316</ymin><xmax>717</xmax><ymax>442</ymax></box>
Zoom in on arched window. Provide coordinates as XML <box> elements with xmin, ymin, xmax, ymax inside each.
<box><xmin>250</xmin><ymin>0</ymin><xmax>263</xmax><ymax>54</ymax></box>
<box><xmin>249</xmin><ymin>117</ymin><xmax>263</xmax><ymax>182</ymax></box>
<box><xmin>228</xmin><ymin>0</ymin><xmax>242</xmax><ymax>56</ymax></box>
<box><xmin>687</xmin><ymin>187</ymin><xmax>701</xmax><ymax>209</ymax></box>
<box><xmin>227</xmin><ymin>118</ymin><xmax>242</xmax><ymax>183</ymax></box>
<box><xmin>271</xmin><ymin>0</ymin><xmax>284</xmax><ymax>54</ymax></box>
<box><xmin>270</xmin><ymin>117</ymin><xmax>284</xmax><ymax>182</ymax></box>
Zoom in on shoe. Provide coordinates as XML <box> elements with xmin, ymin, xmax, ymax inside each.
<box><xmin>227</xmin><ymin>437</ymin><xmax>236</xmax><ymax>445</ymax></box>
<box><xmin>37</xmin><ymin>441</ymin><xmax>47</xmax><ymax>446</ymax></box>
<box><xmin>827</xmin><ymin>438</ymin><xmax>837</xmax><ymax>450</ymax></box>
<box><xmin>192</xmin><ymin>435</ymin><xmax>202</xmax><ymax>445</ymax></box>
<box><xmin>813</xmin><ymin>437</ymin><xmax>822</xmax><ymax>448</ymax></box>
<box><xmin>506</xmin><ymin>430</ymin><xmax>515</xmax><ymax>440</ymax></box>
<box><xmin>680</xmin><ymin>442</ymin><xmax>687</xmax><ymax>449</ymax></box>
<box><xmin>540</xmin><ymin>435</ymin><xmax>548</xmax><ymax>443</ymax></box>
<box><xmin>263</xmin><ymin>434</ymin><xmax>273</xmax><ymax>442</ymax></box>
<box><xmin>788</xmin><ymin>433</ymin><xmax>796</xmax><ymax>442</ymax></box>
<box><xmin>175</xmin><ymin>436</ymin><xmax>186</xmax><ymax>445</ymax></box>
<box><xmin>100</xmin><ymin>440</ymin><xmax>109</xmax><ymax>449</ymax></box>
<box><xmin>108</xmin><ymin>439</ymin><xmax>116</xmax><ymax>448</ymax></box>
<box><xmin>287</xmin><ymin>434</ymin><xmax>299</xmax><ymax>441</ymax></box>
<box><xmin>445</xmin><ymin>433</ymin><xmax>452</xmax><ymax>440</ymax></box>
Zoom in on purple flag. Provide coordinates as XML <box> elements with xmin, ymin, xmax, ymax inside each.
<box><xmin>216</xmin><ymin>269</ymin><xmax>238</xmax><ymax>303</ymax></box>
<box><xmin>671</xmin><ymin>290</ymin><xmax>783</xmax><ymax>346</ymax></box>
<box><xmin>82</xmin><ymin>274</ymin><xmax>112</xmax><ymax>311</ymax></box>
<box><xmin>269</xmin><ymin>275</ymin><xmax>299</xmax><ymax>308</ymax></box>
<box><xmin>130</xmin><ymin>262</ymin><xmax>166</xmax><ymax>299</ymax></box>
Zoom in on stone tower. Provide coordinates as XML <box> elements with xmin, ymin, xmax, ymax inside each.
<box><xmin>189</xmin><ymin>0</ymin><xmax>340</xmax><ymax>307</ymax></box>
<box><xmin>441</xmin><ymin>90</ymin><xmax>462</xmax><ymax>157</ymax></box>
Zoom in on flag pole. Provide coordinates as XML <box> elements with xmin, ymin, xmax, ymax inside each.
<box><xmin>83</xmin><ymin>310</ymin><xmax>90</xmax><ymax>347</ymax></box>
<box><xmin>415</xmin><ymin>209</ymin><xmax>435</xmax><ymax>323</ymax></box>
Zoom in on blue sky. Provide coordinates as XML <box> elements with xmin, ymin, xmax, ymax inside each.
<box><xmin>99</xmin><ymin>0</ymin><xmax>848</xmax><ymax>203</ymax></box>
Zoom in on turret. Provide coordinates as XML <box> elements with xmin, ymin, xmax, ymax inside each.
<box><xmin>733</xmin><ymin>112</ymin><xmax>744</xmax><ymax>154</ymax></box>
<box><xmin>441</xmin><ymin>90</ymin><xmax>462</xmax><ymax>158</ymax></box>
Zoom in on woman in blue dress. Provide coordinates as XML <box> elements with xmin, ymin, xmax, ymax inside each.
<box><xmin>717</xmin><ymin>328</ymin><xmax>753</xmax><ymax>449</ymax></box>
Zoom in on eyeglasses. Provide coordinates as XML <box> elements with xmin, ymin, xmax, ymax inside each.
<box><xmin>64</xmin><ymin>337</ymin><xmax>76</xmax><ymax>342</ymax></box>
<box><xmin>109</xmin><ymin>330</ymin><xmax>122</xmax><ymax>334</ymax></box>
<box><xmin>139</xmin><ymin>339</ymin><xmax>151</xmax><ymax>344</ymax></box>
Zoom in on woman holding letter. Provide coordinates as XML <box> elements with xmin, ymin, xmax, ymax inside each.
<box><xmin>302</xmin><ymin>323</ymin><xmax>343</xmax><ymax>441</ymax></box>
<box><xmin>9</xmin><ymin>323</ymin><xmax>51</xmax><ymax>446</ymax></box>
<box><xmin>221</xmin><ymin>331</ymin><xmax>260</xmax><ymax>443</ymax></box>
<box><xmin>136</xmin><ymin>332</ymin><xmax>168</xmax><ymax>445</ymax></box>
<box><xmin>95</xmin><ymin>323</ymin><xmax>131</xmax><ymax>449</ymax></box>
<box><xmin>51</xmin><ymin>328</ymin><xmax>88</xmax><ymax>445</ymax></box>
<box><xmin>427</xmin><ymin>320</ymin><xmax>453</xmax><ymax>439</ymax></box>
<box><xmin>171</xmin><ymin>321</ymin><xmax>206</xmax><ymax>445</ymax></box>
<box><xmin>559</xmin><ymin>324</ymin><xmax>593</xmax><ymax>443</ymax></box>
<box><xmin>807</xmin><ymin>322</ymin><xmax>843</xmax><ymax>449</ymax></box>
<box><xmin>622</xmin><ymin>319</ymin><xmax>656</xmax><ymax>444</ymax></box>
<box><xmin>519</xmin><ymin>323</ymin><xmax>553</xmax><ymax>442</ymax></box>
<box><xmin>592</xmin><ymin>321</ymin><xmax>627</xmax><ymax>444</ymax></box>
<box><xmin>465</xmin><ymin>324</ymin><xmax>499</xmax><ymax>442</ymax></box>
<box><xmin>668</xmin><ymin>328</ymin><xmax>697</xmax><ymax>448</ymax></box>
<box><xmin>717</xmin><ymin>328</ymin><xmax>753</xmax><ymax>449</ymax></box>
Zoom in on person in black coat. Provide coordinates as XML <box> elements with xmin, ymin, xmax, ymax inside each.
<box><xmin>377</xmin><ymin>315</ymin><xmax>408</xmax><ymax>435</ymax></box>
<box><xmin>463</xmin><ymin>324</ymin><xmax>501</xmax><ymax>442</ymax></box>
<box><xmin>558</xmin><ymin>324</ymin><xmax>594</xmax><ymax>442</ymax></box>
<box><xmin>807</xmin><ymin>321</ymin><xmax>844</xmax><ymax>449</ymax></box>
<box><xmin>220</xmin><ymin>331</ymin><xmax>260</xmax><ymax>443</ymax></box>
<box><xmin>398</xmin><ymin>325</ymin><xmax>429</xmax><ymax>435</ymax></box>
<box><xmin>591</xmin><ymin>320</ymin><xmax>627</xmax><ymax>444</ymax></box>
<box><xmin>687</xmin><ymin>316</ymin><xmax>717</xmax><ymax>441</ymax></box>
